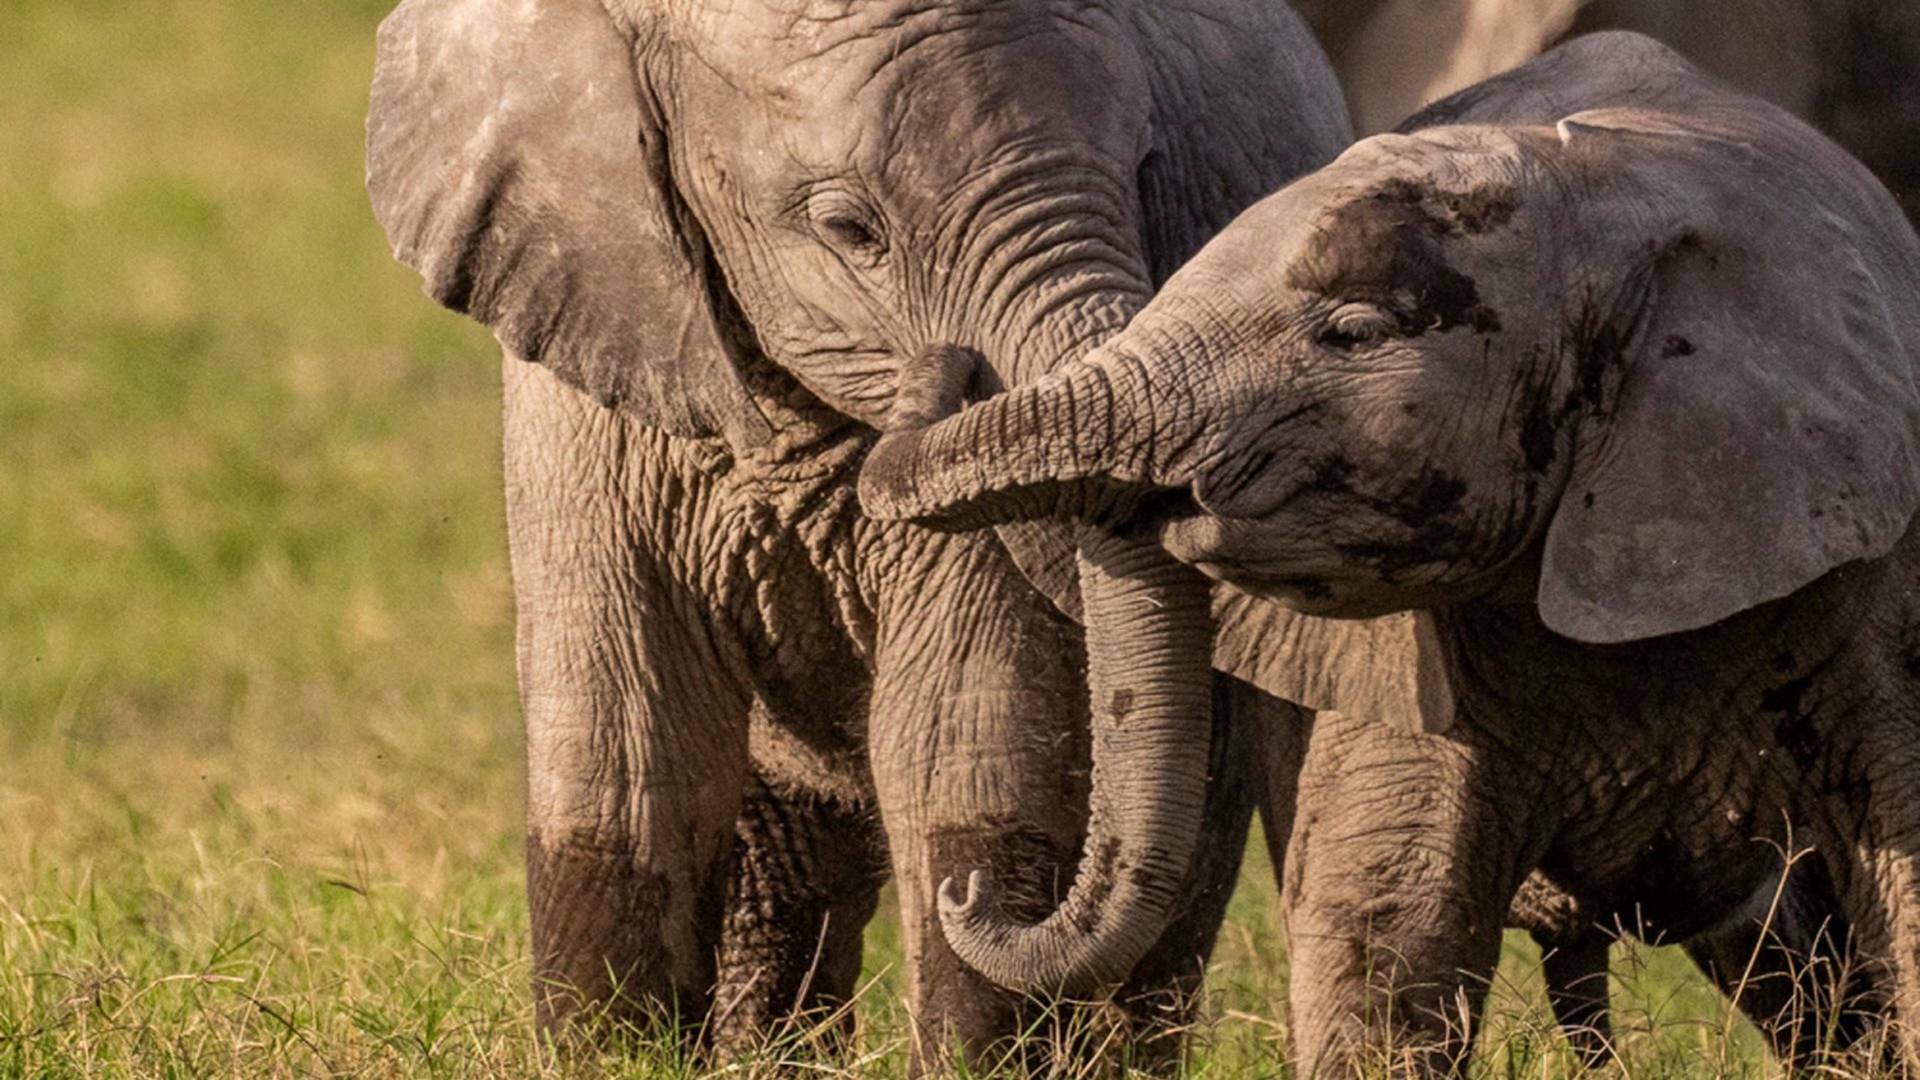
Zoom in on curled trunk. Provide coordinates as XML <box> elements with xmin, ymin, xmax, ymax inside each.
<box><xmin>869</xmin><ymin>336</ymin><xmax>1221</xmax><ymax>995</ymax></box>
<box><xmin>937</xmin><ymin>529</ymin><xmax>1215</xmax><ymax>995</ymax></box>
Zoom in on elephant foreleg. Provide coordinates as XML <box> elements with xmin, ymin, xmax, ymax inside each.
<box><xmin>1282</xmin><ymin>712</ymin><xmax>1525</xmax><ymax>1076</ymax></box>
<box><xmin>1537</xmin><ymin>931</ymin><xmax>1614</xmax><ymax>1066</ymax></box>
<box><xmin>710</xmin><ymin>771</ymin><xmax>887</xmax><ymax>1059</ymax></box>
<box><xmin>505</xmin><ymin>358</ymin><xmax>754</xmax><ymax>1033</ymax></box>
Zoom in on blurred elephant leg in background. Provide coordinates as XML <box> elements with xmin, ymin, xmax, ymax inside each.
<box><xmin>1830</xmin><ymin>742</ymin><xmax>1920</xmax><ymax>1067</ymax></box>
<box><xmin>505</xmin><ymin>358</ymin><xmax>754</xmax><ymax>1031</ymax></box>
<box><xmin>710</xmin><ymin>767</ymin><xmax>887</xmax><ymax>1058</ymax></box>
<box><xmin>1684</xmin><ymin>859</ymin><xmax>1874</xmax><ymax>1068</ymax></box>
<box><xmin>863</xmin><ymin>526</ymin><xmax>1093</xmax><ymax>1073</ymax></box>
<box><xmin>1536</xmin><ymin>930</ymin><xmax>1613</xmax><ymax>1065</ymax></box>
<box><xmin>1111</xmin><ymin>676</ymin><xmax>1281</xmax><ymax>1068</ymax></box>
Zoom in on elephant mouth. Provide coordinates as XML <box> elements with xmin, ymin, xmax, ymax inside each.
<box><xmin>1157</xmin><ymin>512</ymin><xmax>1419</xmax><ymax>617</ymax></box>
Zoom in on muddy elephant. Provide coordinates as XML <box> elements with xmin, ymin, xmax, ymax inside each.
<box><xmin>365</xmin><ymin>0</ymin><xmax>1360</xmax><ymax>1067</ymax></box>
<box><xmin>864</xmin><ymin>33</ymin><xmax>1920</xmax><ymax>1073</ymax></box>
<box><xmin>1292</xmin><ymin>0</ymin><xmax>1920</xmax><ymax>220</ymax></box>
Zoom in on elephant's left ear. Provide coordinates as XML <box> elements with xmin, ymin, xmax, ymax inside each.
<box><xmin>1537</xmin><ymin>107</ymin><xmax>1920</xmax><ymax>644</ymax></box>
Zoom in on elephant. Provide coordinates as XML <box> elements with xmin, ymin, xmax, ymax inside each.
<box><xmin>365</xmin><ymin>0</ymin><xmax>1358</xmax><ymax>1068</ymax></box>
<box><xmin>861</xmin><ymin>31</ymin><xmax>1920</xmax><ymax>1073</ymax></box>
<box><xmin>1290</xmin><ymin>0</ymin><xmax>1920</xmax><ymax>221</ymax></box>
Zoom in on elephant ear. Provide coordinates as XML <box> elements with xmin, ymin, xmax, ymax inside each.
<box><xmin>1213</xmin><ymin>600</ymin><xmax>1456</xmax><ymax>734</ymax></box>
<box><xmin>1537</xmin><ymin>107</ymin><xmax>1920</xmax><ymax>644</ymax></box>
<box><xmin>367</xmin><ymin>0</ymin><xmax>769</xmax><ymax>447</ymax></box>
<box><xmin>1130</xmin><ymin>1</ymin><xmax>1352</xmax><ymax>283</ymax></box>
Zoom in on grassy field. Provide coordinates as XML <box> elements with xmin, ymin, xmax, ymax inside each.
<box><xmin>0</xmin><ymin>2</ymin><xmax>1791</xmax><ymax>1075</ymax></box>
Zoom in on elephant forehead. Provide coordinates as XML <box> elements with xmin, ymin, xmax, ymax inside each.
<box><xmin>677</xmin><ymin>1</ymin><xmax>1147</xmax><ymax>185</ymax></box>
<box><xmin>683</xmin><ymin>1</ymin><xmax>1139</xmax><ymax>110</ymax></box>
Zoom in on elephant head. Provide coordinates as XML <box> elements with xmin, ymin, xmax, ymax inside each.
<box><xmin>367</xmin><ymin>0</ymin><xmax>1348</xmax><ymax>995</ymax></box>
<box><xmin>863</xmin><ymin>33</ymin><xmax>1920</xmax><ymax>646</ymax></box>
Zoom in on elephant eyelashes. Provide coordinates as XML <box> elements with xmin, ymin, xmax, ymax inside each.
<box><xmin>1317</xmin><ymin>301</ymin><xmax>1400</xmax><ymax>350</ymax></box>
<box><xmin>805</xmin><ymin>189</ymin><xmax>889</xmax><ymax>267</ymax></box>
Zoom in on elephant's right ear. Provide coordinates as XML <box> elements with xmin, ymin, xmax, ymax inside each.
<box><xmin>367</xmin><ymin>0</ymin><xmax>769</xmax><ymax>447</ymax></box>
<box><xmin>1536</xmin><ymin>106</ymin><xmax>1920</xmax><ymax>643</ymax></box>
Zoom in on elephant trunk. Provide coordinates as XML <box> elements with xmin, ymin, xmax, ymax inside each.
<box><xmin>862</xmin><ymin>342</ymin><xmax>1201</xmax><ymax>531</ymax></box>
<box><xmin>937</xmin><ymin>529</ymin><xmax>1214</xmax><ymax>995</ymax></box>
<box><xmin>867</xmin><ymin>320</ymin><xmax>1221</xmax><ymax>995</ymax></box>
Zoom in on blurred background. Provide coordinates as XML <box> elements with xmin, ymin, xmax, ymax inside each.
<box><xmin>0</xmin><ymin>2</ymin><xmax>1758</xmax><ymax>1074</ymax></box>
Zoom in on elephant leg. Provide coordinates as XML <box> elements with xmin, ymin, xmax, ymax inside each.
<box><xmin>710</xmin><ymin>771</ymin><xmax>887</xmax><ymax>1060</ymax></box>
<box><xmin>1687</xmin><ymin>854</ymin><xmax>1870</xmax><ymax>1068</ymax></box>
<box><xmin>1508</xmin><ymin>872</ymin><xmax>1613</xmax><ymax>1065</ymax></box>
<box><xmin>862</xmin><ymin>527</ymin><xmax>1092</xmax><ymax>1076</ymax></box>
<box><xmin>1833</xmin><ymin>770</ymin><xmax>1920</xmax><ymax>1071</ymax></box>
<box><xmin>505</xmin><ymin>359</ymin><xmax>754</xmax><ymax>1033</ymax></box>
<box><xmin>1282</xmin><ymin>712</ymin><xmax>1523</xmax><ymax>1076</ymax></box>
<box><xmin>1537</xmin><ymin>931</ymin><xmax>1613</xmax><ymax>1066</ymax></box>
<box><xmin>1115</xmin><ymin>677</ymin><xmax>1298</xmax><ymax>1071</ymax></box>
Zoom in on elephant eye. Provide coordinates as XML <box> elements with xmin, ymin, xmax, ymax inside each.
<box><xmin>806</xmin><ymin>191</ymin><xmax>888</xmax><ymax>266</ymax></box>
<box><xmin>1318</xmin><ymin>301</ymin><xmax>1401</xmax><ymax>350</ymax></box>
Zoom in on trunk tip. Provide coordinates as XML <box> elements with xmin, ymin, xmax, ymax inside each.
<box><xmin>937</xmin><ymin>869</ymin><xmax>988</xmax><ymax>921</ymax></box>
<box><xmin>857</xmin><ymin>431</ymin><xmax>931</xmax><ymax>521</ymax></box>
<box><xmin>886</xmin><ymin>344</ymin><xmax>980</xmax><ymax>432</ymax></box>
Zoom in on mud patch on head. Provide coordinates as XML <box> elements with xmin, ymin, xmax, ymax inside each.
<box><xmin>1288</xmin><ymin>181</ymin><xmax>1504</xmax><ymax>337</ymax></box>
<box><xmin>1373</xmin><ymin>177</ymin><xmax>1521</xmax><ymax>236</ymax></box>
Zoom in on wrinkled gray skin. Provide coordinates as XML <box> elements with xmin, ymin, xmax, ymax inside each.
<box><xmin>366</xmin><ymin>0</ymin><xmax>1351</xmax><ymax>1067</ymax></box>
<box><xmin>862</xmin><ymin>34</ymin><xmax>1920</xmax><ymax>1073</ymax></box>
<box><xmin>1291</xmin><ymin>0</ymin><xmax>1920</xmax><ymax>220</ymax></box>
<box><xmin>1258</xmin><ymin>713</ymin><xmax>1870</xmax><ymax>1070</ymax></box>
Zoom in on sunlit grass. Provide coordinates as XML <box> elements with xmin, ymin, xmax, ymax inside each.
<box><xmin>0</xmin><ymin>1</ymin><xmax>1847</xmax><ymax>1075</ymax></box>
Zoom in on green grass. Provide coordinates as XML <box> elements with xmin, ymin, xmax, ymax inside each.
<box><xmin>0</xmin><ymin>2</ymin><xmax>1805</xmax><ymax>1075</ymax></box>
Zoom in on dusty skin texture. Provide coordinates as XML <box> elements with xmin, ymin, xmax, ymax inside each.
<box><xmin>364</xmin><ymin>0</ymin><xmax>1393</xmax><ymax>1070</ymax></box>
<box><xmin>862</xmin><ymin>34</ymin><xmax>1920</xmax><ymax>1074</ymax></box>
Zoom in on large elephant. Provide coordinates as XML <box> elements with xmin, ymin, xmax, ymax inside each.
<box><xmin>1291</xmin><ymin>0</ymin><xmax>1920</xmax><ymax>220</ymax></box>
<box><xmin>365</xmin><ymin>0</ymin><xmax>1353</xmax><ymax>1066</ymax></box>
<box><xmin>863</xmin><ymin>33</ymin><xmax>1920</xmax><ymax>1072</ymax></box>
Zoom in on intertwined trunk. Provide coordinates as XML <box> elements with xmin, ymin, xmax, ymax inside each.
<box><xmin>887</xmin><ymin>312</ymin><xmax>1221</xmax><ymax>994</ymax></box>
